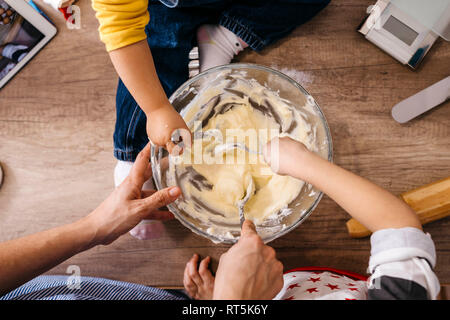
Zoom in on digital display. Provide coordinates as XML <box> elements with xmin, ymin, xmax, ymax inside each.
<box><xmin>383</xmin><ymin>15</ymin><xmax>419</xmax><ymax>46</ymax></box>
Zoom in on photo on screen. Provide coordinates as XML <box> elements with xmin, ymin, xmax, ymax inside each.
<box><xmin>0</xmin><ymin>0</ymin><xmax>44</xmax><ymax>81</ymax></box>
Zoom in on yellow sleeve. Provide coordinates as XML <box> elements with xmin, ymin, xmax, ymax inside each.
<box><xmin>91</xmin><ymin>0</ymin><xmax>150</xmax><ymax>52</ymax></box>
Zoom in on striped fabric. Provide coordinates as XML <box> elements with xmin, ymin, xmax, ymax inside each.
<box><xmin>1</xmin><ymin>228</ymin><xmax>439</xmax><ymax>300</ymax></box>
<box><xmin>0</xmin><ymin>275</ymin><xmax>189</xmax><ymax>300</ymax></box>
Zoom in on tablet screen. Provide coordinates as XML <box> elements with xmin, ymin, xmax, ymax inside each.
<box><xmin>0</xmin><ymin>0</ymin><xmax>44</xmax><ymax>81</ymax></box>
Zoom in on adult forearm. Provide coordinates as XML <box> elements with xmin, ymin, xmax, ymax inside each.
<box><xmin>109</xmin><ymin>40</ymin><xmax>171</xmax><ymax>115</ymax></box>
<box><xmin>0</xmin><ymin>217</ymin><xmax>96</xmax><ymax>296</ymax></box>
<box><xmin>298</xmin><ymin>152</ymin><xmax>421</xmax><ymax>232</ymax></box>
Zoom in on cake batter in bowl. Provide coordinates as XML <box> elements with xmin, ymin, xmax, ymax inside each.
<box><xmin>151</xmin><ymin>64</ymin><xmax>332</xmax><ymax>244</ymax></box>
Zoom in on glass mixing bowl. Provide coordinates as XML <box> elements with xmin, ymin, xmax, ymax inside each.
<box><xmin>151</xmin><ymin>63</ymin><xmax>332</xmax><ymax>244</ymax></box>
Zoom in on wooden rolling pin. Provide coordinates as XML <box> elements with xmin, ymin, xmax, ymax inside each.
<box><xmin>346</xmin><ymin>176</ymin><xmax>450</xmax><ymax>238</ymax></box>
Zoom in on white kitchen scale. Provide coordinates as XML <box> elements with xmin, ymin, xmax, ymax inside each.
<box><xmin>359</xmin><ymin>0</ymin><xmax>450</xmax><ymax>123</ymax></box>
<box><xmin>358</xmin><ymin>0</ymin><xmax>450</xmax><ymax>69</ymax></box>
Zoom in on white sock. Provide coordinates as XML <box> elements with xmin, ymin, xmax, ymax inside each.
<box><xmin>196</xmin><ymin>25</ymin><xmax>247</xmax><ymax>72</ymax></box>
<box><xmin>114</xmin><ymin>160</ymin><xmax>132</xmax><ymax>187</ymax></box>
<box><xmin>2</xmin><ymin>44</ymin><xmax>28</xmax><ymax>62</ymax></box>
<box><xmin>114</xmin><ymin>160</ymin><xmax>155</xmax><ymax>190</ymax></box>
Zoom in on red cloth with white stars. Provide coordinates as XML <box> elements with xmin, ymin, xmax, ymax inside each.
<box><xmin>274</xmin><ymin>267</ymin><xmax>368</xmax><ymax>300</ymax></box>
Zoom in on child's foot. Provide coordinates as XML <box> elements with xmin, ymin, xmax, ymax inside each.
<box><xmin>183</xmin><ymin>254</ymin><xmax>215</xmax><ymax>300</ymax></box>
<box><xmin>196</xmin><ymin>24</ymin><xmax>248</xmax><ymax>72</ymax></box>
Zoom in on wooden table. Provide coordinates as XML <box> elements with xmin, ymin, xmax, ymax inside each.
<box><xmin>0</xmin><ymin>0</ymin><xmax>449</xmax><ymax>288</ymax></box>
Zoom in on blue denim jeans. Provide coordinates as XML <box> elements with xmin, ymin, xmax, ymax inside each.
<box><xmin>114</xmin><ymin>0</ymin><xmax>330</xmax><ymax>161</ymax></box>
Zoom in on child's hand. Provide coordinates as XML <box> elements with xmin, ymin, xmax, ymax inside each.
<box><xmin>263</xmin><ymin>136</ymin><xmax>311</xmax><ymax>178</ymax></box>
<box><xmin>146</xmin><ymin>104</ymin><xmax>191</xmax><ymax>154</ymax></box>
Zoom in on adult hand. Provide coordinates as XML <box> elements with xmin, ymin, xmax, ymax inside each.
<box><xmin>213</xmin><ymin>220</ymin><xmax>284</xmax><ymax>300</ymax></box>
<box><xmin>0</xmin><ymin>143</ymin><xmax>181</xmax><ymax>296</ymax></box>
<box><xmin>146</xmin><ymin>104</ymin><xmax>192</xmax><ymax>155</ymax></box>
<box><xmin>263</xmin><ymin>136</ymin><xmax>311</xmax><ymax>178</ymax></box>
<box><xmin>84</xmin><ymin>143</ymin><xmax>181</xmax><ymax>246</ymax></box>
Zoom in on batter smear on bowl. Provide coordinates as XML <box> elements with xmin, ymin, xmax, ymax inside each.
<box><xmin>167</xmin><ymin>72</ymin><xmax>318</xmax><ymax>241</ymax></box>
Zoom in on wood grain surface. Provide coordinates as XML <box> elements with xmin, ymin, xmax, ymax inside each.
<box><xmin>0</xmin><ymin>0</ymin><xmax>449</xmax><ymax>288</ymax></box>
